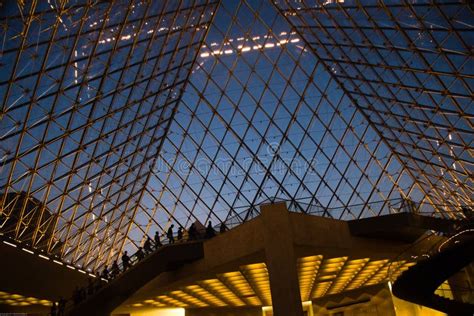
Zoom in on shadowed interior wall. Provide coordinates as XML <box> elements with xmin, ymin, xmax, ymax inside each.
<box><xmin>0</xmin><ymin>242</ymin><xmax>88</xmax><ymax>301</ymax></box>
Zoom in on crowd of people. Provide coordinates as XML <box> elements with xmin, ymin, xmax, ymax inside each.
<box><xmin>50</xmin><ymin>221</ymin><xmax>228</xmax><ymax>315</ymax></box>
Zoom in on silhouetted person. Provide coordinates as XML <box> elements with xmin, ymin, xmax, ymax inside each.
<box><xmin>101</xmin><ymin>265</ymin><xmax>109</xmax><ymax>280</ymax></box>
<box><xmin>188</xmin><ymin>223</ymin><xmax>197</xmax><ymax>240</ymax></box>
<box><xmin>50</xmin><ymin>301</ymin><xmax>58</xmax><ymax>316</ymax></box>
<box><xmin>72</xmin><ymin>286</ymin><xmax>81</xmax><ymax>305</ymax></box>
<box><xmin>87</xmin><ymin>277</ymin><xmax>94</xmax><ymax>295</ymax></box>
<box><xmin>154</xmin><ymin>231</ymin><xmax>162</xmax><ymax>248</ymax></box>
<box><xmin>206</xmin><ymin>221</ymin><xmax>216</xmax><ymax>239</ymax></box>
<box><xmin>95</xmin><ymin>277</ymin><xmax>104</xmax><ymax>292</ymax></box>
<box><xmin>122</xmin><ymin>251</ymin><xmax>131</xmax><ymax>270</ymax></box>
<box><xmin>401</xmin><ymin>198</ymin><xmax>417</xmax><ymax>213</ymax></box>
<box><xmin>111</xmin><ymin>260</ymin><xmax>120</xmax><ymax>278</ymax></box>
<box><xmin>167</xmin><ymin>224</ymin><xmax>175</xmax><ymax>244</ymax></box>
<box><xmin>219</xmin><ymin>222</ymin><xmax>228</xmax><ymax>233</ymax></box>
<box><xmin>177</xmin><ymin>227</ymin><xmax>183</xmax><ymax>241</ymax></box>
<box><xmin>462</xmin><ymin>206</ymin><xmax>474</xmax><ymax>220</ymax></box>
<box><xmin>79</xmin><ymin>287</ymin><xmax>86</xmax><ymax>301</ymax></box>
<box><xmin>136</xmin><ymin>247</ymin><xmax>145</xmax><ymax>261</ymax></box>
<box><xmin>144</xmin><ymin>237</ymin><xmax>153</xmax><ymax>254</ymax></box>
<box><xmin>57</xmin><ymin>297</ymin><xmax>66</xmax><ymax>316</ymax></box>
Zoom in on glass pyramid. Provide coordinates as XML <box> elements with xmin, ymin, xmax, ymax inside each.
<box><xmin>0</xmin><ymin>0</ymin><xmax>472</xmax><ymax>271</ymax></box>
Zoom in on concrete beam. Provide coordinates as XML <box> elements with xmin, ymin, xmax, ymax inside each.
<box><xmin>120</xmin><ymin>208</ymin><xmax>416</xmax><ymax>311</ymax></box>
<box><xmin>260</xmin><ymin>202</ymin><xmax>304</xmax><ymax>316</ymax></box>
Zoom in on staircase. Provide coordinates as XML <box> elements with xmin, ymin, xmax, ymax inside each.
<box><xmin>66</xmin><ymin>241</ymin><xmax>204</xmax><ymax>316</ymax></box>
<box><xmin>391</xmin><ymin>227</ymin><xmax>474</xmax><ymax>315</ymax></box>
<box><xmin>348</xmin><ymin>212</ymin><xmax>463</xmax><ymax>242</ymax></box>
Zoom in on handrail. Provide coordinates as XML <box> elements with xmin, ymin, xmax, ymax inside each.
<box><xmin>60</xmin><ymin>231</ymin><xmax>215</xmax><ymax>315</ymax></box>
<box><xmin>388</xmin><ymin>222</ymin><xmax>474</xmax><ymax>284</ymax></box>
<box><xmin>387</xmin><ymin>230</ymin><xmax>443</xmax><ymax>283</ymax></box>
<box><xmin>391</xmin><ymin>229</ymin><xmax>474</xmax><ymax>315</ymax></box>
<box><xmin>222</xmin><ymin>197</ymin><xmax>468</xmax><ymax>230</ymax></box>
<box><xmin>387</xmin><ymin>219</ymin><xmax>474</xmax><ymax>313</ymax></box>
<box><xmin>2</xmin><ymin>198</ymin><xmax>466</xmax><ymax>269</ymax></box>
<box><xmin>3</xmin><ymin>197</ymin><xmax>470</xmax><ymax>314</ymax></box>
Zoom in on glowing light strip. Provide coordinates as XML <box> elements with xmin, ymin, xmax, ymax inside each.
<box><xmin>438</xmin><ymin>229</ymin><xmax>474</xmax><ymax>252</ymax></box>
<box><xmin>199</xmin><ymin>34</ymin><xmax>302</xmax><ymax>59</ymax></box>
<box><xmin>38</xmin><ymin>254</ymin><xmax>50</xmax><ymax>260</ymax></box>
<box><xmin>3</xmin><ymin>241</ymin><xmax>17</xmax><ymax>247</ymax></box>
<box><xmin>21</xmin><ymin>248</ymin><xmax>34</xmax><ymax>254</ymax></box>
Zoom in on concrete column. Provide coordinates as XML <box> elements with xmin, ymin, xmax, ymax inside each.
<box><xmin>464</xmin><ymin>263</ymin><xmax>474</xmax><ymax>290</ymax></box>
<box><xmin>448</xmin><ymin>263</ymin><xmax>474</xmax><ymax>303</ymax></box>
<box><xmin>260</xmin><ymin>202</ymin><xmax>304</xmax><ymax>316</ymax></box>
<box><xmin>448</xmin><ymin>271</ymin><xmax>468</xmax><ymax>302</ymax></box>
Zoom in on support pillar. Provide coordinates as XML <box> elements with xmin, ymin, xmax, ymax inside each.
<box><xmin>261</xmin><ymin>202</ymin><xmax>304</xmax><ymax>316</ymax></box>
<box><xmin>464</xmin><ymin>263</ymin><xmax>474</xmax><ymax>290</ymax></box>
<box><xmin>448</xmin><ymin>263</ymin><xmax>474</xmax><ymax>303</ymax></box>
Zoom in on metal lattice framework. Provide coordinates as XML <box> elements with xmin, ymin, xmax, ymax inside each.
<box><xmin>0</xmin><ymin>0</ymin><xmax>219</xmax><ymax>270</ymax></box>
<box><xmin>274</xmin><ymin>0</ymin><xmax>473</xmax><ymax>209</ymax></box>
<box><xmin>0</xmin><ymin>0</ymin><xmax>472</xmax><ymax>271</ymax></box>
